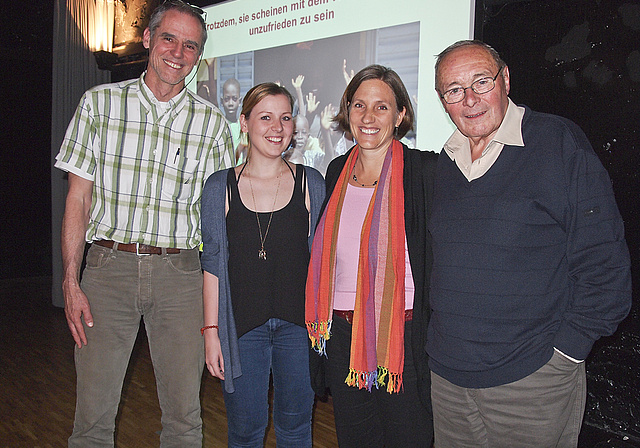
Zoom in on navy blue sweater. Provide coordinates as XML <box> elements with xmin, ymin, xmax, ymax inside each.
<box><xmin>427</xmin><ymin>106</ymin><xmax>631</xmax><ymax>389</ymax></box>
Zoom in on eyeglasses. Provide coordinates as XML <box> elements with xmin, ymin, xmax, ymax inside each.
<box><xmin>440</xmin><ymin>66</ymin><xmax>504</xmax><ymax>104</ymax></box>
<box><xmin>163</xmin><ymin>0</ymin><xmax>207</xmax><ymax>21</ymax></box>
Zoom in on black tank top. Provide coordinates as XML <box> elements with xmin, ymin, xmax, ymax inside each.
<box><xmin>226</xmin><ymin>163</ymin><xmax>310</xmax><ymax>338</ymax></box>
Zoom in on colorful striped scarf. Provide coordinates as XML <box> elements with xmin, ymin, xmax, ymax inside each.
<box><xmin>306</xmin><ymin>139</ymin><xmax>406</xmax><ymax>393</ymax></box>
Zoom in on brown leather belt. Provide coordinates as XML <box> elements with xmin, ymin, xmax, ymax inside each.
<box><xmin>333</xmin><ymin>309</ymin><xmax>412</xmax><ymax>325</ymax></box>
<box><xmin>94</xmin><ymin>240</ymin><xmax>181</xmax><ymax>255</ymax></box>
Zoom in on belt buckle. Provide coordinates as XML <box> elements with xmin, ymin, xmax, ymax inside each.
<box><xmin>135</xmin><ymin>243</ymin><xmax>151</xmax><ymax>256</ymax></box>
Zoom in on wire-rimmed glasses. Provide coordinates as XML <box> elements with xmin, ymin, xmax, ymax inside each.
<box><xmin>440</xmin><ymin>66</ymin><xmax>504</xmax><ymax>104</ymax></box>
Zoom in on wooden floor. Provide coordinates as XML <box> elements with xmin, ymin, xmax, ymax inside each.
<box><xmin>3</xmin><ymin>276</ymin><xmax>636</xmax><ymax>448</ymax></box>
<box><xmin>0</xmin><ymin>277</ymin><xmax>338</xmax><ymax>448</ymax></box>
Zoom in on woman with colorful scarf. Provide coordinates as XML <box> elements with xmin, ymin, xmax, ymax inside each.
<box><xmin>306</xmin><ymin>65</ymin><xmax>437</xmax><ymax>447</ymax></box>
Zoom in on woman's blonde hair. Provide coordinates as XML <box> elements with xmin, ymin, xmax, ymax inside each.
<box><xmin>241</xmin><ymin>82</ymin><xmax>295</xmax><ymax>118</ymax></box>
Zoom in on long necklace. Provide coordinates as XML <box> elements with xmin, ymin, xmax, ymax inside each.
<box><xmin>247</xmin><ymin>160</ymin><xmax>283</xmax><ymax>260</ymax></box>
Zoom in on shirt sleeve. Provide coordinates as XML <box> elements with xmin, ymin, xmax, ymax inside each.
<box><xmin>54</xmin><ymin>92</ymin><xmax>97</xmax><ymax>180</ymax></box>
<box><xmin>204</xmin><ymin>119</ymin><xmax>235</xmax><ymax>178</ymax></box>
<box><xmin>552</xmin><ymin>120</ymin><xmax>632</xmax><ymax>360</ymax></box>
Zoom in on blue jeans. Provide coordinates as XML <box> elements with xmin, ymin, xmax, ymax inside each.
<box><xmin>69</xmin><ymin>244</ymin><xmax>204</xmax><ymax>448</ymax></box>
<box><xmin>222</xmin><ymin>318</ymin><xmax>314</xmax><ymax>448</ymax></box>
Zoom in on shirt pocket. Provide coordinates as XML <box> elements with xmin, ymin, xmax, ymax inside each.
<box><xmin>160</xmin><ymin>155</ymin><xmax>200</xmax><ymax>204</ymax></box>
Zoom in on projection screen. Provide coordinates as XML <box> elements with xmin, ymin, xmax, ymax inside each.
<box><xmin>187</xmin><ymin>0</ymin><xmax>474</xmax><ymax>160</ymax></box>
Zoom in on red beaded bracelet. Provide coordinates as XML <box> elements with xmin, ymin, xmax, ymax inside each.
<box><xmin>201</xmin><ymin>325</ymin><xmax>219</xmax><ymax>335</ymax></box>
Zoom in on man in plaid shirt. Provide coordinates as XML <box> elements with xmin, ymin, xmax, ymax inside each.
<box><xmin>55</xmin><ymin>1</ymin><xmax>233</xmax><ymax>446</ymax></box>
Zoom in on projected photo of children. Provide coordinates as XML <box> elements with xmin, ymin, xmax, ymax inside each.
<box><xmin>196</xmin><ymin>22</ymin><xmax>420</xmax><ymax>174</ymax></box>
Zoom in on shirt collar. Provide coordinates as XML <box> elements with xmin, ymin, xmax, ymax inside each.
<box><xmin>137</xmin><ymin>71</ymin><xmax>188</xmax><ymax>117</ymax></box>
<box><xmin>494</xmin><ymin>98</ymin><xmax>525</xmax><ymax>147</ymax></box>
<box><xmin>443</xmin><ymin>98</ymin><xmax>525</xmax><ymax>160</ymax></box>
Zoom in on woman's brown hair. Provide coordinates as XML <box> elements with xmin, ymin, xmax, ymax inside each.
<box><xmin>334</xmin><ymin>64</ymin><xmax>414</xmax><ymax>139</ymax></box>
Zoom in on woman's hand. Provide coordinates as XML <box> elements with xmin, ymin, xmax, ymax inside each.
<box><xmin>204</xmin><ymin>330</ymin><xmax>225</xmax><ymax>380</ymax></box>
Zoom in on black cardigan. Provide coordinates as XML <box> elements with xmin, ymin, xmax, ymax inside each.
<box><xmin>311</xmin><ymin>142</ymin><xmax>437</xmax><ymax>411</ymax></box>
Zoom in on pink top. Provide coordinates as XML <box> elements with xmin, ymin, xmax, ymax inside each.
<box><xmin>333</xmin><ymin>183</ymin><xmax>414</xmax><ymax>311</ymax></box>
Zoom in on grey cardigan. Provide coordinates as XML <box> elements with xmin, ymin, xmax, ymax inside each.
<box><xmin>200</xmin><ymin>164</ymin><xmax>326</xmax><ymax>393</ymax></box>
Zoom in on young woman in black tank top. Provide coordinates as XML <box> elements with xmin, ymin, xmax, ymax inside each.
<box><xmin>201</xmin><ymin>83</ymin><xmax>324</xmax><ymax>448</ymax></box>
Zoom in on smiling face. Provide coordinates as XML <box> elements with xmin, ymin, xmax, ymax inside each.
<box><xmin>143</xmin><ymin>9</ymin><xmax>203</xmax><ymax>100</ymax></box>
<box><xmin>348</xmin><ymin>79</ymin><xmax>405</xmax><ymax>154</ymax></box>
<box><xmin>240</xmin><ymin>94</ymin><xmax>294</xmax><ymax>160</ymax></box>
<box><xmin>437</xmin><ymin>45</ymin><xmax>510</xmax><ymax>149</ymax></box>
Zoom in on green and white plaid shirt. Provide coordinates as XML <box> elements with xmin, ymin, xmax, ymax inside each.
<box><xmin>55</xmin><ymin>73</ymin><xmax>234</xmax><ymax>249</ymax></box>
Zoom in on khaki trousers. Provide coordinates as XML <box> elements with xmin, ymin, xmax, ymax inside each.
<box><xmin>432</xmin><ymin>350</ymin><xmax>586</xmax><ymax>448</ymax></box>
<box><xmin>68</xmin><ymin>244</ymin><xmax>204</xmax><ymax>448</ymax></box>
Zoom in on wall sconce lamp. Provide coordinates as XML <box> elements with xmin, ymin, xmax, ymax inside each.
<box><xmin>93</xmin><ymin>50</ymin><xmax>119</xmax><ymax>70</ymax></box>
<box><xmin>91</xmin><ymin>0</ymin><xmax>117</xmax><ymax>70</ymax></box>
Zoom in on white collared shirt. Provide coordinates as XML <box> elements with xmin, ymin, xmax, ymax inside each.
<box><xmin>443</xmin><ymin>99</ymin><xmax>525</xmax><ymax>181</ymax></box>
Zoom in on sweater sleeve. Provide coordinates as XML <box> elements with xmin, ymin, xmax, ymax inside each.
<box><xmin>552</xmin><ymin>120</ymin><xmax>632</xmax><ymax>360</ymax></box>
<box><xmin>303</xmin><ymin>166</ymin><xmax>326</xmax><ymax>247</ymax></box>
<box><xmin>200</xmin><ymin>170</ymin><xmax>228</xmax><ymax>276</ymax></box>
<box><xmin>201</xmin><ymin>169</ymin><xmax>243</xmax><ymax>393</ymax></box>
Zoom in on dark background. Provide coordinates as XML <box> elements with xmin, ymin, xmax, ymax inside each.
<box><xmin>2</xmin><ymin>0</ymin><xmax>638</xmax><ymax>445</ymax></box>
<box><xmin>2</xmin><ymin>2</ymin><xmax>54</xmax><ymax>278</ymax></box>
<box><xmin>477</xmin><ymin>3</ymin><xmax>640</xmax><ymax>443</ymax></box>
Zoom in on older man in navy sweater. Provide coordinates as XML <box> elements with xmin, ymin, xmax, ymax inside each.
<box><xmin>427</xmin><ymin>40</ymin><xmax>632</xmax><ymax>448</ymax></box>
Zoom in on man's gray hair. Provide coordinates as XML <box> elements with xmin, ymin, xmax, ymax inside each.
<box><xmin>148</xmin><ymin>0</ymin><xmax>207</xmax><ymax>54</ymax></box>
<box><xmin>434</xmin><ymin>40</ymin><xmax>506</xmax><ymax>91</ymax></box>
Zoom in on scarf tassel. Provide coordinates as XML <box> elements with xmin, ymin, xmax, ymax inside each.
<box><xmin>306</xmin><ymin>320</ymin><xmax>332</xmax><ymax>356</ymax></box>
<box><xmin>345</xmin><ymin>366</ymin><xmax>404</xmax><ymax>393</ymax></box>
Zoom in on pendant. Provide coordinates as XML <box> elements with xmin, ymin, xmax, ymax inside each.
<box><xmin>258</xmin><ymin>249</ymin><xmax>267</xmax><ymax>260</ymax></box>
